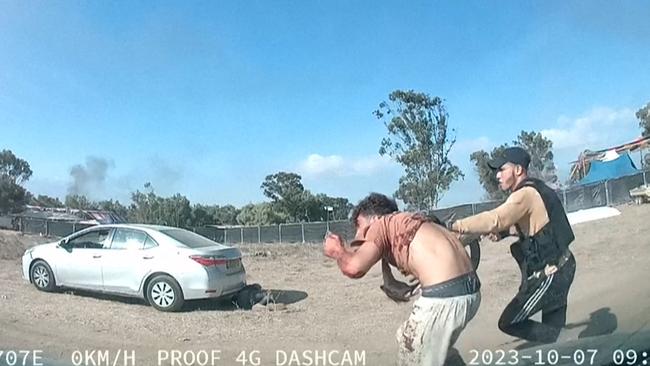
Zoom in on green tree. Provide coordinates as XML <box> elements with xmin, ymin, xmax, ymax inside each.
<box><xmin>636</xmin><ymin>101</ymin><xmax>650</xmax><ymax>136</ymax></box>
<box><xmin>0</xmin><ymin>150</ymin><xmax>32</xmax><ymax>185</ymax></box>
<box><xmin>213</xmin><ymin>205</ymin><xmax>240</xmax><ymax>225</ymax></box>
<box><xmin>191</xmin><ymin>204</ymin><xmax>214</xmax><ymax>227</ymax></box>
<box><xmin>278</xmin><ymin>191</ymin><xmax>353</xmax><ymax>223</ymax></box>
<box><xmin>236</xmin><ymin>202</ymin><xmax>287</xmax><ymax>226</ymax></box>
<box><xmin>470</xmin><ymin>145</ymin><xmax>509</xmax><ymax>201</ymax></box>
<box><xmin>0</xmin><ymin>177</ymin><xmax>28</xmax><ymax>214</ymax></box>
<box><xmin>65</xmin><ymin>194</ymin><xmax>95</xmax><ymax>210</ymax></box>
<box><xmin>313</xmin><ymin>193</ymin><xmax>352</xmax><ymax>221</ymax></box>
<box><xmin>96</xmin><ymin>199</ymin><xmax>129</xmax><ymax>220</ymax></box>
<box><xmin>299</xmin><ymin>191</ymin><xmax>322</xmax><ymax>222</ymax></box>
<box><xmin>161</xmin><ymin>194</ymin><xmax>192</xmax><ymax>228</ymax></box>
<box><xmin>29</xmin><ymin>194</ymin><xmax>64</xmax><ymax>208</ymax></box>
<box><xmin>374</xmin><ymin>90</ymin><xmax>463</xmax><ymax>210</ymax></box>
<box><xmin>260</xmin><ymin>172</ymin><xmax>305</xmax><ymax>221</ymax></box>
<box><xmin>470</xmin><ymin>130</ymin><xmax>558</xmax><ymax>200</ymax></box>
<box><xmin>129</xmin><ymin>185</ymin><xmax>163</xmax><ymax>224</ymax></box>
<box><xmin>515</xmin><ymin>131</ymin><xmax>558</xmax><ymax>187</ymax></box>
<box><xmin>0</xmin><ymin>150</ymin><xmax>32</xmax><ymax>214</ymax></box>
<box><xmin>128</xmin><ymin>186</ymin><xmax>192</xmax><ymax>227</ymax></box>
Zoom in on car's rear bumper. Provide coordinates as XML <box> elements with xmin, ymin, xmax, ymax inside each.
<box><xmin>181</xmin><ymin>270</ymin><xmax>247</xmax><ymax>300</ymax></box>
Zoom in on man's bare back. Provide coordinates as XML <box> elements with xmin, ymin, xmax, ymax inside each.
<box><xmin>407</xmin><ymin>222</ymin><xmax>473</xmax><ymax>287</ymax></box>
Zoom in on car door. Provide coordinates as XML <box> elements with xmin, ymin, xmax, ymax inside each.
<box><xmin>101</xmin><ymin>228</ymin><xmax>159</xmax><ymax>295</ymax></box>
<box><xmin>56</xmin><ymin>228</ymin><xmax>111</xmax><ymax>290</ymax></box>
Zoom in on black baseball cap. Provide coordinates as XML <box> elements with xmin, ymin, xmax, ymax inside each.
<box><xmin>488</xmin><ymin>147</ymin><xmax>531</xmax><ymax>170</ymax></box>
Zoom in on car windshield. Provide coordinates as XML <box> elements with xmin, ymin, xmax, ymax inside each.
<box><xmin>159</xmin><ymin>228</ymin><xmax>221</xmax><ymax>248</ymax></box>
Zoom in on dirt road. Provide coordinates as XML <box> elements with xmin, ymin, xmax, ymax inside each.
<box><xmin>1</xmin><ymin>204</ymin><xmax>649</xmax><ymax>366</ymax></box>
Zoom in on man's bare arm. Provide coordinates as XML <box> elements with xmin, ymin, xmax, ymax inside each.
<box><xmin>324</xmin><ymin>233</ymin><xmax>382</xmax><ymax>278</ymax></box>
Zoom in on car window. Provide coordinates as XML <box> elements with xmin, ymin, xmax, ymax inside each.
<box><xmin>68</xmin><ymin>229</ymin><xmax>111</xmax><ymax>249</ymax></box>
<box><xmin>143</xmin><ymin>236</ymin><xmax>158</xmax><ymax>249</ymax></box>
<box><xmin>110</xmin><ymin>228</ymin><xmax>148</xmax><ymax>250</ymax></box>
<box><xmin>159</xmin><ymin>228</ymin><xmax>219</xmax><ymax>248</ymax></box>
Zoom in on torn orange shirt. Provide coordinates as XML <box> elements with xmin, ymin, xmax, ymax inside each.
<box><xmin>360</xmin><ymin>212</ymin><xmax>431</xmax><ymax>274</ymax></box>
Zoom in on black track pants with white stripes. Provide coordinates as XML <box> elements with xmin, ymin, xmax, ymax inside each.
<box><xmin>498</xmin><ymin>254</ymin><xmax>576</xmax><ymax>343</ymax></box>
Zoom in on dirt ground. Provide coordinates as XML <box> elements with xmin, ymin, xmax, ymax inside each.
<box><xmin>1</xmin><ymin>204</ymin><xmax>649</xmax><ymax>366</ymax></box>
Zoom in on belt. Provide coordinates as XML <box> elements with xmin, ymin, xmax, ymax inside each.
<box><xmin>420</xmin><ymin>271</ymin><xmax>481</xmax><ymax>298</ymax></box>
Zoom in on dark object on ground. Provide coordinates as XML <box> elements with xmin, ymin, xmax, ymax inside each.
<box><xmin>235</xmin><ymin>283</ymin><xmax>264</xmax><ymax>310</ymax></box>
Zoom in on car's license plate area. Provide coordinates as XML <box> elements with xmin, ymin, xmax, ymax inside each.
<box><xmin>226</xmin><ymin>258</ymin><xmax>242</xmax><ymax>271</ymax></box>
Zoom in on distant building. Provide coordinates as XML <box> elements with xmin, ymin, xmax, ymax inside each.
<box><xmin>18</xmin><ymin>205</ymin><xmax>126</xmax><ymax>225</ymax></box>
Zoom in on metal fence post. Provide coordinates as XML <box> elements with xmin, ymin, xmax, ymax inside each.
<box><xmin>644</xmin><ymin>170</ymin><xmax>648</xmax><ymax>186</ymax></box>
<box><xmin>562</xmin><ymin>189</ymin><xmax>567</xmax><ymax>208</ymax></box>
<box><xmin>471</xmin><ymin>203</ymin><xmax>476</xmax><ymax>215</ymax></box>
<box><xmin>241</xmin><ymin>227</ymin><xmax>244</xmax><ymax>245</ymax></box>
<box><xmin>45</xmin><ymin>220</ymin><xmax>49</xmax><ymax>237</ymax></box>
<box><xmin>224</xmin><ymin>229</ymin><xmax>228</xmax><ymax>244</ymax></box>
<box><xmin>72</xmin><ymin>222</ymin><xmax>76</xmax><ymax>234</ymax></box>
<box><xmin>604</xmin><ymin>181</ymin><xmax>610</xmax><ymax>206</ymax></box>
<box><xmin>279</xmin><ymin>224</ymin><xmax>282</xmax><ymax>243</ymax></box>
<box><xmin>641</xmin><ymin>150</ymin><xmax>644</xmax><ymax>170</ymax></box>
<box><xmin>301</xmin><ymin>223</ymin><xmax>305</xmax><ymax>243</ymax></box>
<box><xmin>258</xmin><ymin>226</ymin><xmax>261</xmax><ymax>244</ymax></box>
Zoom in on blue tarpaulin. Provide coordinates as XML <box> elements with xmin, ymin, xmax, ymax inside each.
<box><xmin>579</xmin><ymin>152</ymin><xmax>639</xmax><ymax>185</ymax></box>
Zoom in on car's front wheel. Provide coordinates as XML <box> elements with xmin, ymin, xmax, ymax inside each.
<box><xmin>30</xmin><ymin>260</ymin><xmax>57</xmax><ymax>292</ymax></box>
<box><xmin>146</xmin><ymin>275</ymin><xmax>184</xmax><ymax>312</ymax></box>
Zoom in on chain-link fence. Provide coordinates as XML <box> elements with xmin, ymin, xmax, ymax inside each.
<box><xmin>195</xmin><ymin>220</ymin><xmax>356</xmax><ymax>245</ymax></box>
<box><xmin>9</xmin><ymin>217</ymin><xmax>95</xmax><ymax>238</ymax></box>
<box><xmin>7</xmin><ymin>170</ymin><xmax>648</xmax><ymax>244</ymax></box>
<box><xmin>560</xmin><ymin>171</ymin><xmax>648</xmax><ymax>211</ymax></box>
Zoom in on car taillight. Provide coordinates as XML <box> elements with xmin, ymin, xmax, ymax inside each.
<box><xmin>190</xmin><ymin>255</ymin><xmax>227</xmax><ymax>267</ymax></box>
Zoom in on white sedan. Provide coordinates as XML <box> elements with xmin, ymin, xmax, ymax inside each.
<box><xmin>22</xmin><ymin>224</ymin><xmax>247</xmax><ymax>311</ymax></box>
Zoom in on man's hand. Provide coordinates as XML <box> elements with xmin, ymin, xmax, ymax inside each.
<box><xmin>544</xmin><ymin>264</ymin><xmax>558</xmax><ymax>276</ymax></box>
<box><xmin>445</xmin><ymin>220</ymin><xmax>466</xmax><ymax>241</ymax></box>
<box><xmin>323</xmin><ymin>232</ymin><xmax>344</xmax><ymax>259</ymax></box>
<box><xmin>445</xmin><ymin>219</ymin><xmax>457</xmax><ymax>232</ymax></box>
<box><xmin>481</xmin><ymin>232</ymin><xmax>501</xmax><ymax>242</ymax></box>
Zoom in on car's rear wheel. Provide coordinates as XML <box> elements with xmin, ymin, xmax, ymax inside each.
<box><xmin>147</xmin><ymin>275</ymin><xmax>184</xmax><ymax>312</ymax></box>
<box><xmin>30</xmin><ymin>260</ymin><xmax>57</xmax><ymax>292</ymax></box>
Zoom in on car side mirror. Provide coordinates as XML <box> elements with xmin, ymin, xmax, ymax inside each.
<box><xmin>59</xmin><ymin>239</ymin><xmax>71</xmax><ymax>250</ymax></box>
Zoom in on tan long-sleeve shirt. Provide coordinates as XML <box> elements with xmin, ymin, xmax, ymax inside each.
<box><xmin>452</xmin><ymin>186</ymin><xmax>550</xmax><ymax>236</ymax></box>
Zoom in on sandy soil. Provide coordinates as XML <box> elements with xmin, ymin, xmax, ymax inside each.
<box><xmin>1</xmin><ymin>204</ymin><xmax>649</xmax><ymax>366</ymax></box>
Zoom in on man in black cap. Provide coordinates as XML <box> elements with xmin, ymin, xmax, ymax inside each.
<box><xmin>450</xmin><ymin>146</ymin><xmax>577</xmax><ymax>344</ymax></box>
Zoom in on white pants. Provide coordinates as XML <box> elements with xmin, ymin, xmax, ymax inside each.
<box><xmin>396</xmin><ymin>293</ymin><xmax>481</xmax><ymax>366</ymax></box>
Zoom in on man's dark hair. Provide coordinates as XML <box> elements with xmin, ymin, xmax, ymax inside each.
<box><xmin>350</xmin><ymin>193</ymin><xmax>398</xmax><ymax>226</ymax></box>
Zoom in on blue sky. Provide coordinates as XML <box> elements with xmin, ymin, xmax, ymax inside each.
<box><xmin>1</xmin><ymin>1</ymin><xmax>649</xmax><ymax>208</ymax></box>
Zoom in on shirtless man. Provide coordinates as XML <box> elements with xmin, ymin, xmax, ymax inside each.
<box><xmin>323</xmin><ymin>193</ymin><xmax>481</xmax><ymax>366</ymax></box>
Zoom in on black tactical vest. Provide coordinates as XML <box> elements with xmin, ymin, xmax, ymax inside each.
<box><xmin>510</xmin><ymin>178</ymin><xmax>575</xmax><ymax>276</ymax></box>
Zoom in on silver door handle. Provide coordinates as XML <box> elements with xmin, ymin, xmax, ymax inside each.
<box><xmin>93</xmin><ymin>255</ymin><xmax>102</xmax><ymax>258</ymax></box>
